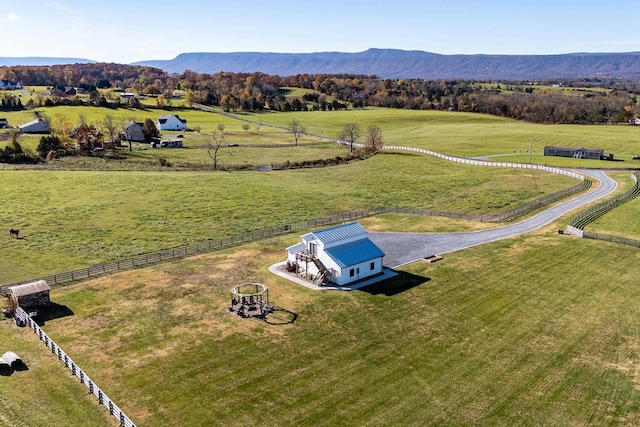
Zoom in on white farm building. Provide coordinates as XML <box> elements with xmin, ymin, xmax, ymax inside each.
<box><xmin>286</xmin><ymin>222</ymin><xmax>385</xmax><ymax>286</ymax></box>
<box><xmin>157</xmin><ymin>114</ymin><xmax>187</xmax><ymax>131</ymax></box>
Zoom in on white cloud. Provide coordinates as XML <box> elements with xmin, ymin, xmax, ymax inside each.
<box><xmin>7</xmin><ymin>13</ymin><xmax>19</xmax><ymax>21</ymax></box>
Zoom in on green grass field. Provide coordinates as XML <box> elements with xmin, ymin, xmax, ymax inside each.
<box><xmin>584</xmin><ymin>172</ymin><xmax>640</xmax><ymax>239</ymax></box>
<box><xmin>0</xmin><ymin>317</ymin><xmax>117</xmax><ymax>427</ymax></box>
<box><xmin>18</xmin><ymin>221</ymin><xmax>640</xmax><ymax>426</ymax></box>
<box><xmin>3</xmin><ymin>106</ymin><xmax>640</xmax><ymax>426</ymax></box>
<box><xmin>4</xmin><ymin>106</ymin><xmax>640</xmax><ymax>168</ymax></box>
<box><xmin>240</xmin><ymin>109</ymin><xmax>640</xmax><ymax>166</ymax></box>
<box><xmin>0</xmin><ymin>153</ymin><xmax>576</xmax><ymax>284</ymax></box>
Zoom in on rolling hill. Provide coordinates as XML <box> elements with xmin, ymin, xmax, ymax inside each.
<box><xmin>4</xmin><ymin>49</ymin><xmax>640</xmax><ymax>80</ymax></box>
<box><xmin>133</xmin><ymin>48</ymin><xmax>640</xmax><ymax>79</ymax></box>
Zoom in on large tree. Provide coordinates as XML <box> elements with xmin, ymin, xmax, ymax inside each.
<box><xmin>142</xmin><ymin>118</ymin><xmax>159</xmax><ymax>143</ymax></box>
<box><xmin>74</xmin><ymin>123</ymin><xmax>104</xmax><ymax>152</ymax></box>
<box><xmin>37</xmin><ymin>135</ymin><xmax>62</xmax><ymax>159</ymax></box>
<box><xmin>339</xmin><ymin>123</ymin><xmax>361</xmax><ymax>152</ymax></box>
<box><xmin>287</xmin><ymin>119</ymin><xmax>306</xmax><ymax>146</ymax></box>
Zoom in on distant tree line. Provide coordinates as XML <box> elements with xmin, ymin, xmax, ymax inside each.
<box><xmin>2</xmin><ymin>63</ymin><xmax>640</xmax><ymax>123</ymax></box>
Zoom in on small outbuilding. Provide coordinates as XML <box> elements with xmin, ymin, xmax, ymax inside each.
<box><xmin>286</xmin><ymin>222</ymin><xmax>385</xmax><ymax>286</ymax></box>
<box><xmin>7</xmin><ymin>280</ymin><xmax>51</xmax><ymax>311</ymax></box>
<box><xmin>17</xmin><ymin>119</ymin><xmax>49</xmax><ymax>134</ymax></box>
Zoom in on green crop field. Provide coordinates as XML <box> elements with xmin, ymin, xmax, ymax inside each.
<box><xmin>11</xmin><ymin>222</ymin><xmax>639</xmax><ymax>426</ymax></box>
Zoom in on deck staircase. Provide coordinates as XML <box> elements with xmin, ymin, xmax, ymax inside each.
<box><xmin>312</xmin><ymin>259</ymin><xmax>329</xmax><ymax>285</ymax></box>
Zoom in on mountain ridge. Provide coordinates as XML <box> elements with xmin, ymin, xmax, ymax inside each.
<box><xmin>133</xmin><ymin>48</ymin><xmax>640</xmax><ymax>79</ymax></box>
<box><xmin>4</xmin><ymin>49</ymin><xmax>640</xmax><ymax>79</ymax></box>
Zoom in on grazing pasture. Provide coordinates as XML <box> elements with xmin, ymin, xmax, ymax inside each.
<box><xmin>27</xmin><ymin>223</ymin><xmax>640</xmax><ymax>426</ymax></box>
<box><xmin>3</xmin><ymin>107</ymin><xmax>640</xmax><ymax>168</ymax></box>
<box><xmin>242</xmin><ymin>109</ymin><xmax>640</xmax><ymax>166</ymax></box>
<box><xmin>0</xmin><ymin>153</ymin><xmax>576</xmax><ymax>284</ymax></box>
<box><xmin>0</xmin><ymin>316</ymin><xmax>117</xmax><ymax>427</ymax></box>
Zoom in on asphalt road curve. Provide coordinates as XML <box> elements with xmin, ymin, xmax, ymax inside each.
<box><xmin>369</xmin><ymin>170</ymin><xmax>617</xmax><ymax>268</ymax></box>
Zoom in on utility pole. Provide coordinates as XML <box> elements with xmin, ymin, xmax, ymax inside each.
<box><xmin>529</xmin><ymin>137</ymin><xmax>533</xmax><ymax>164</ymax></box>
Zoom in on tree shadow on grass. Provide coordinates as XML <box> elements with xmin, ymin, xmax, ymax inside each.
<box><xmin>357</xmin><ymin>270</ymin><xmax>430</xmax><ymax>296</ymax></box>
<box><xmin>32</xmin><ymin>302</ymin><xmax>74</xmax><ymax>326</ymax></box>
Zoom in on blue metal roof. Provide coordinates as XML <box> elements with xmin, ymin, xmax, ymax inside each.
<box><xmin>324</xmin><ymin>238</ymin><xmax>385</xmax><ymax>268</ymax></box>
<box><xmin>312</xmin><ymin>222</ymin><xmax>367</xmax><ymax>245</ymax></box>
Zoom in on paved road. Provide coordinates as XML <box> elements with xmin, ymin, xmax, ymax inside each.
<box><xmin>369</xmin><ymin>170</ymin><xmax>617</xmax><ymax>268</ymax></box>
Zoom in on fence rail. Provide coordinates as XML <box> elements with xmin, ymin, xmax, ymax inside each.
<box><xmin>14</xmin><ymin>307</ymin><xmax>136</xmax><ymax>427</ymax></box>
<box><xmin>569</xmin><ymin>172</ymin><xmax>640</xmax><ymax>231</ymax></box>
<box><xmin>582</xmin><ymin>232</ymin><xmax>640</xmax><ymax>248</ymax></box>
<box><xmin>1</xmin><ymin>179</ymin><xmax>591</xmax><ymax>294</ymax></box>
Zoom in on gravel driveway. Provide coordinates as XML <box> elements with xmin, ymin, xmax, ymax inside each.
<box><xmin>369</xmin><ymin>170</ymin><xmax>617</xmax><ymax>268</ymax></box>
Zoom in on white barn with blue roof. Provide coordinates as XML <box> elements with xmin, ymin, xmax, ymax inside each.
<box><xmin>286</xmin><ymin>222</ymin><xmax>385</xmax><ymax>286</ymax></box>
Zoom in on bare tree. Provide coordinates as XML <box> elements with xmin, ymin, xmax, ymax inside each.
<box><xmin>205</xmin><ymin>131</ymin><xmax>226</xmax><ymax>170</ymax></box>
<box><xmin>365</xmin><ymin>124</ymin><xmax>383</xmax><ymax>152</ymax></box>
<box><xmin>242</xmin><ymin>123</ymin><xmax>250</xmax><ymax>133</ymax></box>
<box><xmin>339</xmin><ymin>123</ymin><xmax>361</xmax><ymax>152</ymax></box>
<box><xmin>118</xmin><ymin>115</ymin><xmax>135</xmax><ymax>152</ymax></box>
<box><xmin>287</xmin><ymin>118</ymin><xmax>306</xmax><ymax>146</ymax></box>
<box><xmin>101</xmin><ymin>114</ymin><xmax>118</xmax><ymax>149</ymax></box>
<box><xmin>217</xmin><ymin>123</ymin><xmax>225</xmax><ymax>133</ymax></box>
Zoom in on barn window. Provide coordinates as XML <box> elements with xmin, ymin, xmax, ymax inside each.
<box><xmin>370</xmin><ymin>262</ymin><xmax>375</xmax><ymax>270</ymax></box>
<box><xmin>349</xmin><ymin>268</ymin><xmax>355</xmax><ymax>277</ymax></box>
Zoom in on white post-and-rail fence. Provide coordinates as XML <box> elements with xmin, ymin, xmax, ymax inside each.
<box><xmin>14</xmin><ymin>307</ymin><xmax>137</xmax><ymax>427</ymax></box>
<box><xmin>373</xmin><ymin>143</ymin><xmax>586</xmax><ymax>181</ymax></box>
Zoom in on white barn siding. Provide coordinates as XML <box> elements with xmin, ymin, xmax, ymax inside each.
<box><xmin>287</xmin><ymin>222</ymin><xmax>385</xmax><ymax>286</ymax></box>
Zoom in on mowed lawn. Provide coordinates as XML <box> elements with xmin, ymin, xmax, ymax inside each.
<box><xmin>0</xmin><ymin>318</ymin><xmax>117</xmax><ymax>427</ymax></box>
<box><xmin>0</xmin><ymin>153</ymin><xmax>577</xmax><ymax>284</ymax></box>
<box><xmin>26</xmin><ymin>222</ymin><xmax>640</xmax><ymax>426</ymax></box>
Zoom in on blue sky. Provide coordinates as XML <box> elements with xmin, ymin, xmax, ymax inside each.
<box><xmin>2</xmin><ymin>0</ymin><xmax>640</xmax><ymax>64</ymax></box>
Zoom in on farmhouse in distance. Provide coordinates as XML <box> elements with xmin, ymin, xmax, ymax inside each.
<box><xmin>157</xmin><ymin>114</ymin><xmax>187</xmax><ymax>131</ymax></box>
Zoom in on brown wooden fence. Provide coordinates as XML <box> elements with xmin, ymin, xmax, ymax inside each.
<box><xmin>582</xmin><ymin>232</ymin><xmax>640</xmax><ymax>248</ymax></box>
<box><xmin>1</xmin><ymin>179</ymin><xmax>590</xmax><ymax>294</ymax></box>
